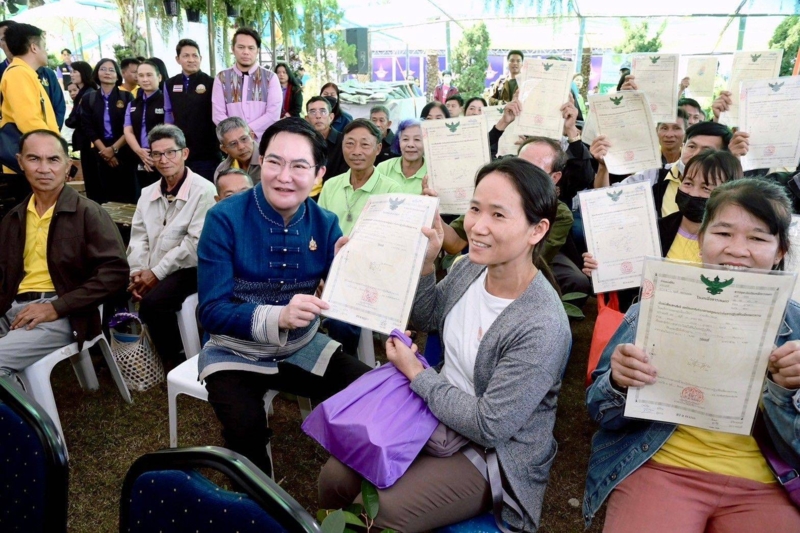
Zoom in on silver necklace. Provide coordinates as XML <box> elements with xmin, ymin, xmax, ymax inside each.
<box><xmin>253</xmin><ymin>187</ymin><xmax>306</xmax><ymax>228</ymax></box>
<box><xmin>343</xmin><ymin>188</ymin><xmax>356</xmax><ymax>222</ymax></box>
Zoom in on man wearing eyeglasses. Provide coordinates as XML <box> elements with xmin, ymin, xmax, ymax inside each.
<box><xmin>213</xmin><ymin>116</ymin><xmax>261</xmax><ymax>185</ymax></box>
<box><xmin>127</xmin><ymin>124</ymin><xmax>216</xmax><ymax>364</ymax></box>
<box><xmin>305</xmin><ymin>96</ymin><xmax>347</xmax><ymax>198</ymax></box>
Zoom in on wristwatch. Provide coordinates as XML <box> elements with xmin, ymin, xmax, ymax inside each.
<box><xmin>568</xmin><ymin>132</ymin><xmax>582</xmax><ymax>143</ymax></box>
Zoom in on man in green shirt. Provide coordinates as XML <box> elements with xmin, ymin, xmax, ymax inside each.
<box><xmin>318</xmin><ymin>119</ymin><xmax>400</xmax><ymax>235</ymax></box>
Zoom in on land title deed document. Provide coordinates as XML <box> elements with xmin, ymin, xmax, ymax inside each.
<box><xmin>517</xmin><ymin>58</ymin><xmax>573</xmax><ymax>139</ymax></box>
<box><xmin>784</xmin><ymin>216</ymin><xmax>800</xmax><ymax>303</ymax></box>
<box><xmin>586</xmin><ymin>91</ymin><xmax>661</xmax><ymax>175</ymax></box>
<box><xmin>630</xmin><ymin>53</ymin><xmax>679</xmax><ymax>124</ymax></box>
<box><xmin>685</xmin><ymin>56</ymin><xmax>718</xmax><ymax>100</ymax></box>
<box><xmin>321</xmin><ymin>194</ymin><xmax>438</xmax><ymax>335</ymax></box>
<box><xmin>720</xmin><ymin>49</ymin><xmax>783</xmax><ymax>127</ymax></box>
<box><xmin>422</xmin><ymin>115</ymin><xmax>490</xmax><ymax>214</ymax></box>
<box><xmin>579</xmin><ymin>182</ymin><xmax>661</xmax><ymax>293</ymax></box>
<box><xmin>739</xmin><ymin>76</ymin><xmax>800</xmax><ymax>171</ymax></box>
<box><xmin>625</xmin><ymin>258</ymin><xmax>796</xmax><ymax>435</ymax></box>
<box><xmin>482</xmin><ymin>105</ymin><xmax>505</xmax><ymax>133</ymax></box>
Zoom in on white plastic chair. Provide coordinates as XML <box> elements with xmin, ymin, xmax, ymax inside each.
<box><xmin>176</xmin><ymin>293</ymin><xmax>201</xmax><ymax>360</ymax></box>
<box><xmin>17</xmin><ymin>328</ymin><xmax>133</xmax><ymax>456</ymax></box>
<box><xmin>167</xmin><ymin>355</ymin><xmax>278</xmax><ymax>476</ymax></box>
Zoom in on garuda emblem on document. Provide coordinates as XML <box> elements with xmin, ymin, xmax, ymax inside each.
<box><xmin>606</xmin><ymin>190</ymin><xmax>623</xmax><ymax>202</ymax></box>
<box><xmin>701</xmin><ymin>275</ymin><xmax>734</xmax><ymax>295</ymax></box>
<box><xmin>751</xmin><ymin>53</ymin><xmax>762</xmax><ymax>63</ymax></box>
<box><xmin>769</xmin><ymin>82</ymin><xmax>784</xmax><ymax>92</ymax></box>
<box><xmin>388</xmin><ymin>197</ymin><xmax>405</xmax><ymax>210</ymax></box>
<box><xmin>445</xmin><ymin>121</ymin><xmax>460</xmax><ymax>133</ymax></box>
<box><xmin>610</xmin><ymin>96</ymin><xmax>623</xmax><ymax>106</ymax></box>
<box><xmin>543</xmin><ymin>63</ymin><xmax>553</xmax><ymax>71</ymax></box>
<box><xmin>650</xmin><ymin>56</ymin><xmax>660</xmax><ymax>64</ymax></box>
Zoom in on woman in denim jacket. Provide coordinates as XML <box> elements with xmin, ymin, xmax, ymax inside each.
<box><xmin>584</xmin><ymin>178</ymin><xmax>800</xmax><ymax>532</ymax></box>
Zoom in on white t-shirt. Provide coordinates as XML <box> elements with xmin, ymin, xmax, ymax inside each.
<box><xmin>441</xmin><ymin>270</ymin><xmax>513</xmax><ymax>395</ymax></box>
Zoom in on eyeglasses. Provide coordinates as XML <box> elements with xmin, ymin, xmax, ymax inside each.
<box><xmin>264</xmin><ymin>156</ymin><xmax>314</xmax><ymax>176</ymax></box>
<box><xmin>150</xmin><ymin>149</ymin><xmax>182</xmax><ymax>161</ymax></box>
<box><xmin>225</xmin><ymin>135</ymin><xmax>252</xmax><ymax>150</ymax></box>
<box><xmin>307</xmin><ymin>109</ymin><xmax>329</xmax><ymax>117</ymax></box>
<box><xmin>98</xmin><ymin>67</ymin><xmax>116</xmax><ymax>73</ymax></box>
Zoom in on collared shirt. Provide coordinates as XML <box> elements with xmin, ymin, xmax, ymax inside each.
<box><xmin>123</xmin><ymin>89</ymin><xmax>174</xmax><ymax>148</ymax></box>
<box><xmin>18</xmin><ymin>196</ymin><xmax>56</xmax><ymax>293</ymax></box>
<box><xmin>100</xmin><ymin>87</ymin><xmax>114</xmax><ymax>138</ymax></box>
<box><xmin>376</xmin><ymin>157</ymin><xmax>427</xmax><ymax>195</ymax></box>
<box><xmin>0</xmin><ymin>57</ymin><xmax>58</xmax><ymax>135</ymax></box>
<box><xmin>127</xmin><ymin>169</ymin><xmax>217</xmax><ymax>280</ymax></box>
<box><xmin>213</xmin><ymin>147</ymin><xmax>261</xmax><ymax>185</ymax></box>
<box><xmin>660</xmin><ymin>164</ymin><xmax>682</xmax><ymax>217</ymax></box>
<box><xmin>160</xmin><ymin>168</ymin><xmax>189</xmax><ymax>201</ymax></box>
<box><xmin>211</xmin><ymin>63</ymin><xmax>282</xmax><ymax>140</ymax></box>
<box><xmin>318</xmin><ymin>168</ymin><xmax>401</xmax><ymax>235</ymax></box>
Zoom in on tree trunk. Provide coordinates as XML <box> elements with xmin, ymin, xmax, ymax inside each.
<box><xmin>317</xmin><ymin>0</ymin><xmax>329</xmax><ymax>81</ymax></box>
<box><xmin>581</xmin><ymin>47</ymin><xmax>591</xmax><ymax>100</ymax></box>
<box><xmin>426</xmin><ymin>53</ymin><xmax>438</xmax><ymax>101</ymax></box>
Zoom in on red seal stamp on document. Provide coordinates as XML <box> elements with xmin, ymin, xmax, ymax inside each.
<box><xmin>624</xmin><ymin>150</ymin><xmax>635</xmax><ymax>162</ymax></box>
<box><xmin>455</xmin><ymin>188</ymin><xmax>467</xmax><ymax>200</ymax></box>
<box><xmin>642</xmin><ymin>279</ymin><xmax>655</xmax><ymax>299</ymax></box>
<box><xmin>534</xmin><ymin>114</ymin><xmax>544</xmax><ymax>125</ymax></box>
<box><xmin>764</xmin><ymin>145</ymin><xmax>776</xmax><ymax>156</ymax></box>
<box><xmin>361</xmin><ymin>288</ymin><xmax>378</xmax><ymax>305</ymax></box>
<box><xmin>620</xmin><ymin>261</ymin><xmax>633</xmax><ymax>274</ymax></box>
<box><xmin>650</xmin><ymin>103</ymin><xmax>658</xmax><ymax>112</ymax></box>
<box><xmin>681</xmin><ymin>386</ymin><xmax>704</xmax><ymax>405</ymax></box>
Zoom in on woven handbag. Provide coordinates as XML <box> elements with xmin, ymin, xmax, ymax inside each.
<box><xmin>109</xmin><ymin>312</ymin><xmax>164</xmax><ymax>391</ymax></box>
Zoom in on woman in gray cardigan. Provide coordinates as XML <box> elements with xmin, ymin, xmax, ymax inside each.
<box><xmin>319</xmin><ymin>158</ymin><xmax>572</xmax><ymax>532</ymax></box>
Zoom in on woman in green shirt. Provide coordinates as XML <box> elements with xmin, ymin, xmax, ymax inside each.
<box><xmin>376</xmin><ymin>119</ymin><xmax>428</xmax><ymax>195</ymax></box>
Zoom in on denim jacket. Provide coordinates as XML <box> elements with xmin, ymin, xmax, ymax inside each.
<box><xmin>583</xmin><ymin>301</ymin><xmax>800</xmax><ymax>527</ymax></box>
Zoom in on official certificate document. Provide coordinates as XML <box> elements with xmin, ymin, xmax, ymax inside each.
<box><xmin>720</xmin><ymin>49</ymin><xmax>783</xmax><ymax>127</ymax></box>
<box><xmin>422</xmin><ymin>115</ymin><xmax>491</xmax><ymax>214</ymax></box>
<box><xmin>631</xmin><ymin>53</ymin><xmax>679</xmax><ymax>124</ymax></box>
<box><xmin>739</xmin><ymin>77</ymin><xmax>800</xmax><ymax>171</ymax></box>
<box><xmin>482</xmin><ymin>105</ymin><xmax>505</xmax><ymax>133</ymax></box>
<box><xmin>784</xmin><ymin>216</ymin><xmax>800</xmax><ymax>303</ymax></box>
<box><xmin>516</xmin><ymin>58</ymin><xmax>573</xmax><ymax>138</ymax></box>
<box><xmin>587</xmin><ymin>92</ymin><xmax>662</xmax><ymax>175</ymax></box>
<box><xmin>685</xmin><ymin>56</ymin><xmax>718</xmax><ymax>99</ymax></box>
<box><xmin>625</xmin><ymin>258</ymin><xmax>796</xmax><ymax>435</ymax></box>
<box><xmin>321</xmin><ymin>194</ymin><xmax>438</xmax><ymax>335</ymax></box>
<box><xmin>579</xmin><ymin>182</ymin><xmax>661</xmax><ymax>293</ymax></box>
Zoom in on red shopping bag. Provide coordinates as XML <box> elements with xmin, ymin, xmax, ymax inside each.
<box><xmin>586</xmin><ymin>292</ymin><xmax>624</xmax><ymax>388</ymax></box>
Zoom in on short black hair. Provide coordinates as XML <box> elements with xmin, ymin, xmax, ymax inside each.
<box><xmin>259</xmin><ymin>116</ymin><xmax>327</xmax><ymax>169</ymax></box>
<box><xmin>464</xmin><ymin>97</ymin><xmax>488</xmax><ymax>110</ymax></box>
<box><xmin>19</xmin><ymin>129</ymin><xmax>69</xmax><ymax>158</ymax></box>
<box><xmin>306</xmin><ymin>95</ymin><xmax>332</xmax><ymax>113</ymax></box>
<box><xmin>71</xmin><ymin>61</ymin><xmax>97</xmax><ymax>90</ymax></box>
<box><xmin>445</xmin><ymin>94</ymin><xmax>464</xmax><ymax>106</ymax></box>
<box><xmin>91</xmin><ymin>58</ymin><xmax>123</xmax><ymax>86</ymax></box>
<box><xmin>5</xmin><ymin>23</ymin><xmax>44</xmax><ymax>57</ymax></box>
<box><xmin>369</xmin><ymin>105</ymin><xmax>390</xmax><ymax>118</ymax></box>
<box><xmin>0</xmin><ymin>20</ymin><xmax>17</xmax><ymax>31</ymax></box>
<box><xmin>678</xmin><ymin>97</ymin><xmax>702</xmax><ymax>112</ymax></box>
<box><xmin>61</xmin><ymin>48</ymin><xmax>71</xmax><ymax>55</ymax></box>
<box><xmin>420</xmin><ymin>101</ymin><xmax>450</xmax><ymax>120</ymax></box>
<box><xmin>685</xmin><ymin>121</ymin><xmax>733</xmax><ymax>149</ymax></box>
<box><xmin>176</xmin><ymin>39</ymin><xmax>201</xmax><ymax>57</ymax></box>
<box><xmin>683</xmin><ymin>149</ymin><xmax>742</xmax><ymax>188</ymax></box>
<box><xmin>507</xmin><ymin>50</ymin><xmax>524</xmax><ymax>61</ymax></box>
<box><xmin>233</xmin><ymin>27</ymin><xmax>261</xmax><ymax>50</ymax></box>
<box><xmin>120</xmin><ymin>57</ymin><xmax>141</xmax><ymax>70</ymax></box>
<box><xmin>342</xmin><ymin>118</ymin><xmax>382</xmax><ymax>146</ymax></box>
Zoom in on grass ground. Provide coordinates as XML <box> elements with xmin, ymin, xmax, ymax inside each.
<box><xmin>51</xmin><ymin>298</ymin><xmax>604</xmax><ymax>532</ymax></box>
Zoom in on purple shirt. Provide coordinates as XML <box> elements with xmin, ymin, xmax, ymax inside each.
<box><xmin>100</xmin><ymin>88</ymin><xmax>113</xmax><ymax>139</ymax></box>
<box><xmin>124</xmin><ymin>89</ymin><xmax>174</xmax><ymax>149</ymax></box>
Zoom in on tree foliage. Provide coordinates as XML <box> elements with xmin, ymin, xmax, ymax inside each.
<box><xmin>488</xmin><ymin>0</ymin><xmax>573</xmax><ymax>17</ymax></box>
<box><xmin>769</xmin><ymin>15</ymin><xmax>800</xmax><ymax>76</ymax></box>
<box><xmin>614</xmin><ymin>19</ymin><xmax>666</xmax><ymax>54</ymax></box>
<box><xmin>299</xmin><ymin>0</ymin><xmax>355</xmax><ymax>81</ymax></box>
<box><xmin>452</xmin><ymin>22</ymin><xmax>490</xmax><ymax>99</ymax></box>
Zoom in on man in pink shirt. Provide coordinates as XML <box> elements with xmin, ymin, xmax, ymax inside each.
<box><xmin>211</xmin><ymin>28</ymin><xmax>281</xmax><ymax>140</ymax></box>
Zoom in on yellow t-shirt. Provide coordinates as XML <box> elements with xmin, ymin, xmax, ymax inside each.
<box><xmin>657</xmin><ymin>228</ymin><xmax>773</xmax><ymax>482</ymax></box>
<box><xmin>665</xmin><ymin>231</ymin><xmax>700</xmax><ymax>263</ymax></box>
<box><xmin>17</xmin><ymin>196</ymin><xmax>56</xmax><ymax>293</ymax></box>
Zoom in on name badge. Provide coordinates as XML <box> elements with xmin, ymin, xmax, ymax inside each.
<box><xmin>173</xmin><ymin>85</ymin><xmax>183</xmax><ymax>93</ymax></box>
<box><xmin>129</xmin><ymin>107</ymin><xmax>136</xmax><ymax>112</ymax></box>
<box><xmin>155</xmin><ymin>108</ymin><xmax>164</xmax><ymax>115</ymax></box>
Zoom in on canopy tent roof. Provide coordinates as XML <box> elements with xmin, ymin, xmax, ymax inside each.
<box><xmin>339</xmin><ymin>0</ymin><xmax>797</xmax><ymax>53</ymax></box>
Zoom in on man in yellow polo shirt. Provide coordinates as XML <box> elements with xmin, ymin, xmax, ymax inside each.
<box><xmin>0</xmin><ymin>130</ymin><xmax>129</xmax><ymax>374</ymax></box>
<box><xmin>318</xmin><ymin>119</ymin><xmax>400</xmax><ymax>235</ymax></box>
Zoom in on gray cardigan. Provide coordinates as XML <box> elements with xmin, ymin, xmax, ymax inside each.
<box><xmin>410</xmin><ymin>259</ymin><xmax>571</xmax><ymax>532</ymax></box>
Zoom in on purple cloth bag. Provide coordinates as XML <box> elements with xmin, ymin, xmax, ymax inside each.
<box><xmin>301</xmin><ymin>354</ymin><xmax>439</xmax><ymax>489</ymax></box>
